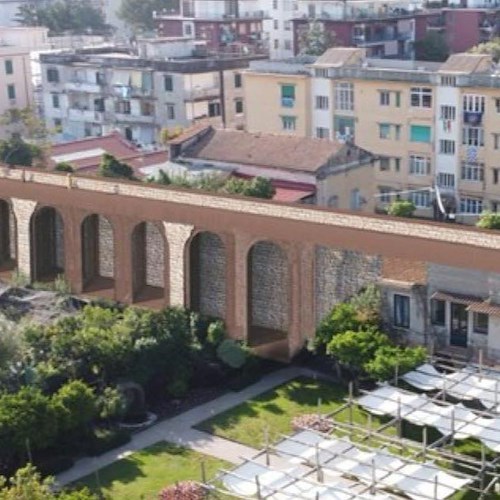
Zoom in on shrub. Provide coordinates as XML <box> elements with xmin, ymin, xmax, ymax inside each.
<box><xmin>291</xmin><ymin>414</ymin><xmax>334</xmax><ymax>433</ymax></box>
<box><xmin>387</xmin><ymin>200</ymin><xmax>416</xmax><ymax>218</ymax></box>
<box><xmin>53</xmin><ymin>274</ymin><xmax>71</xmax><ymax>295</ymax></box>
<box><xmin>216</xmin><ymin>339</ymin><xmax>247</xmax><ymax>369</ymax></box>
<box><xmin>36</xmin><ymin>455</ymin><xmax>74</xmax><ymax>476</ymax></box>
<box><xmin>85</xmin><ymin>428</ymin><xmax>131</xmax><ymax>456</ymax></box>
<box><xmin>159</xmin><ymin>481</ymin><xmax>205</xmax><ymax>500</ymax></box>
<box><xmin>207</xmin><ymin>320</ymin><xmax>226</xmax><ymax>346</ymax></box>
<box><xmin>55</xmin><ymin>162</ymin><xmax>74</xmax><ymax>173</ymax></box>
<box><xmin>477</xmin><ymin>211</ymin><xmax>500</xmax><ymax>230</ymax></box>
<box><xmin>9</xmin><ymin>270</ymin><xmax>29</xmax><ymax>288</ymax></box>
<box><xmin>167</xmin><ymin>378</ymin><xmax>189</xmax><ymax>399</ymax></box>
<box><xmin>98</xmin><ymin>153</ymin><xmax>134</xmax><ymax>180</ymax></box>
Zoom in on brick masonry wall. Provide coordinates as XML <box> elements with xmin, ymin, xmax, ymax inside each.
<box><xmin>145</xmin><ymin>222</ymin><xmax>165</xmax><ymax>288</ymax></box>
<box><xmin>314</xmin><ymin>246</ymin><xmax>382</xmax><ymax>324</ymax></box>
<box><xmin>250</xmin><ymin>241</ymin><xmax>289</xmax><ymax>332</ymax></box>
<box><xmin>98</xmin><ymin>215</ymin><xmax>114</xmax><ymax>278</ymax></box>
<box><xmin>197</xmin><ymin>232</ymin><xmax>226</xmax><ymax>318</ymax></box>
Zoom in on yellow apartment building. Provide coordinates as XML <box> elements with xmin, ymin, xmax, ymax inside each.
<box><xmin>243</xmin><ymin>49</ymin><xmax>500</xmax><ymax>223</ymax></box>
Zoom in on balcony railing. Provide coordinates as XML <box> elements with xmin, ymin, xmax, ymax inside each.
<box><xmin>281</xmin><ymin>97</ymin><xmax>295</xmax><ymax>108</ymax></box>
<box><xmin>114</xmin><ymin>113</ymin><xmax>156</xmax><ymax>124</ymax></box>
<box><xmin>68</xmin><ymin>108</ymin><xmax>105</xmax><ymax>122</ymax></box>
<box><xmin>65</xmin><ymin>80</ymin><xmax>104</xmax><ymax>94</ymax></box>
<box><xmin>184</xmin><ymin>86</ymin><xmax>220</xmax><ymax>101</ymax></box>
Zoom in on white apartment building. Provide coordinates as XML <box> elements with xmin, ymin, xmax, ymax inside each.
<box><xmin>40</xmin><ymin>39</ymin><xmax>263</xmax><ymax>145</ymax></box>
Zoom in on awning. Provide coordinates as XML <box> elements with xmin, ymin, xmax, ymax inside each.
<box><xmin>467</xmin><ymin>301</ymin><xmax>500</xmax><ymax>317</ymax></box>
<box><xmin>431</xmin><ymin>291</ymin><xmax>483</xmax><ymax>306</ymax></box>
<box><xmin>272</xmin><ymin>187</ymin><xmax>315</xmax><ymax>203</ymax></box>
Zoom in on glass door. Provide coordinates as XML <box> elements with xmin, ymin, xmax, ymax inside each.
<box><xmin>450</xmin><ymin>302</ymin><xmax>468</xmax><ymax>347</ymax></box>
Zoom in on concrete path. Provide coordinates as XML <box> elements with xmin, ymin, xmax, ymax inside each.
<box><xmin>57</xmin><ymin>366</ymin><xmax>320</xmax><ymax>486</ymax></box>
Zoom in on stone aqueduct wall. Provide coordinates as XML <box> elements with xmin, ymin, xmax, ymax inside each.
<box><xmin>145</xmin><ymin>222</ymin><xmax>165</xmax><ymax>288</ymax></box>
<box><xmin>98</xmin><ymin>216</ymin><xmax>114</xmax><ymax>279</ymax></box>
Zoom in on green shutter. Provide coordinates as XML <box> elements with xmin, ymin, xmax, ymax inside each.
<box><xmin>410</xmin><ymin>125</ymin><xmax>431</xmax><ymax>143</ymax></box>
<box><xmin>281</xmin><ymin>85</ymin><xmax>295</xmax><ymax>99</ymax></box>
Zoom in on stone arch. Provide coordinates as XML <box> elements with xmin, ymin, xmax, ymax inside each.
<box><xmin>81</xmin><ymin>214</ymin><xmax>115</xmax><ymax>290</ymax></box>
<box><xmin>131</xmin><ymin>221</ymin><xmax>166</xmax><ymax>301</ymax></box>
<box><xmin>247</xmin><ymin>240</ymin><xmax>289</xmax><ymax>343</ymax></box>
<box><xmin>188</xmin><ymin>231</ymin><xmax>226</xmax><ymax>318</ymax></box>
<box><xmin>30</xmin><ymin>206</ymin><xmax>64</xmax><ymax>282</ymax></box>
<box><xmin>0</xmin><ymin>199</ymin><xmax>16</xmax><ymax>271</ymax></box>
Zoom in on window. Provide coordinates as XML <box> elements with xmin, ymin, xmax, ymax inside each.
<box><xmin>440</xmin><ymin>76</ymin><xmax>456</xmax><ymax>87</ymax></box>
<box><xmin>394</xmin><ymin>294</ymin><xmax>410</xmax><ymax>328</ymax></box>
<box><xmin>284</xmin><ymin>20</ymin><xmax>291</xmax><ymax>31</ymax></box>
<box><xmin>379</xmin><ymin>187</ymin><xmax>391</xmax><ymax>203</ymax></box>
<box><xmin>334</xmin><ymin>116</ymin><xmax>354</xmax><ymax>141</ymax></box>
<box><xmin>410</xmin><ymin>125</ymin><xmax>431</xmax><ymax>143</ymax></box>
<box><xmin>473</xmin><ymin>312</ymin><xmax>488</xmax><ymax>334</ymax></box>
<box><xmin>281</xmin><ymin>115</ymin><xmax>296</xmax><ymax>130</ymax></box>
<box><xmin>439</xmin><ymin>139</ymin><xmax>455</xmax><ymax>155</ymax></box>
<box><xmin>394</xmin><ymin>158</ymin><xmax>401</xmax><ymax>172</ymax></box>
<box><xmin>235</xmin><ymin>99</ymin><xmax>243</xmax><ymax>114</ymax></box>
<box><xmin>379</xmin><ymin>91</ymin><xmax>390</xmax><ymax>106</ymax></box>
<box><xmin>53</xmin><ymin>118</ymin><xmax>62</xmax><ymax>129</ymax></box>
<box><xmin>184</xmin><ymin>23</ymin><xmax>192</xmax><ymax>36</ymax></box>
<box><xmin>316</xmin><ymin>127</ymin><xmax>329</xmax><ymax>139</ymax></box>
<box><xmin>273</xmin><ymin>19</ymin><xmax>279</xmax><ymax>29</ymax></box>
<box><xmin>274</xmin><ymin>39</ymin><xmax>279</xmax><ymax>49</ymax></box>
<box><xmin>437</xmin><ymin>173</ymin><xmax>455</xmax><ymax>188</ymax></box>
<box><xmin>315</xmin><ymin>68</ymin><xmax>328</xmax><ymax>78</ymax></box>
<box><xmin>52</xmin><ymin>94</ymin><xmax>60</xmax><ymax>109</ymax></box>
<box><xmin>440</xmin><ymin>105</ymin><xmax>456</xmax><ymax>121</ymax></box>
<box><xmin>164</xmin><ymin>75</ymin><xmax>173</xmax><ymax>91</ymax></box>
<box><xmin>350</xmin><ymin>188</ymin><xmax>361</xmax><ymax>210</ymax></box>
<box><xmin>273</xmin><ymin>0</ymin><xmax>278</xmax><ymax>8</ymax></box>
<box><xmin>167</xmin><ymin>103</ymin><xmax>175</xmax><ymax>120</ymax></box>
<box><xmin>409</xmin><ymin>155</ymin><xmax>430</xmax><ymax>175</ymax></box>
<box><xmin>234</xmin><ymin>73</ymin><xmax>242</xmax><ymax>88</ymax></box>
<box><xmin>115</xmin><ymin>100</ymin><xmax>131</xmax><ymax>114</ymax></box>
<box><xmin>96</xmin><ymin>72</ymin><xmax>106</xmax><ymax>85</ymax></box>
<box><xmin>394</xmin><ymin>124</ymin><xmax>401</xmax><ymax>141</ymax></box>
<box><xmin>410</xmin><ymin>87</ymin><xmax>432</xmax><ymax>108</ymax></box>
<box><xmin>47</xmin><ymin>68</ymin><xmax>59</xmax><ymax>83</ymax></box>
<box><xmin>208</xmin><ymin>102</ymin><xmax>221</xmax><ymax>117</ymax></box>
<box><xmin>461</xmin><ymin>162</ymin><xmax>484</xmax><ymax>182</ymax></box>
<box><xmin>379</xmin><ymin>157</ymin><xmax>390</xmax><ymax>171</ymax></box>
<box><xmin>379</xmin><ymin>123</ymin><xmax>391</xmax><ymax>139</ymax></box>
<box><xmin>395</xmin><ymin>92</ymin><xmax>401</xmax><ymax>107</ymax></box>
<box><xmin>460</xmin><ymin>197</ymin><xmax>483</xmax><ymax>214</ymax></box>
<box><xmin>462</xmin><ymin>126</ymin><xmax>484</xmax><ymax>146</ymax></box>
<box><xmin>494</xmin><ymin>134</ymin><xmax>499</xmax><ymax>150</ymax></box>
<box><xmin>284</xmin><ymin>40</ymin><xmax>292</xmax><ymax>50</ymax></box>
<box><xmin>496</xmin><ymin>98</ymin><xmax>500</xmax><ymax>113</ymax></box>
<box><xmin>7</xmin><ymin>84</ymin><xmax>15</xmax><ymax>100</ymax></box>
<box><xmin>431</xmin><ymin>299</ymin><xmax>445</xmax><ymax>326</ymax></box>
<box><xmin>334</xmin><ymin>82</ymin><xmax>354</xmax><ymax>111</ymax></box>
<box><xmin>4</xmin><ymin>60</ymin><xmax>13</xmax><ymax>75</ymax></box>
<box><xmin>281</xmin><ymin>84</ymin><xmax>295</xmax><ymax>107</ymax></box>
<box><xmin>494</xmin><ymin>169</ymin><xmax>500</xmax><ymax>185</ymax></box>
<box><xmin>410</xmin><ymin>190</ymin><xmax>430</xmax><ymax>208</ymax></box>
<box><xmin>315</xmin><ymin>95</ymin><xmax>329</xmax><ymax>110</ymax></box>
<box><xmin>463</xmin><ymin>94</ymin><xmax>485</xmax><ymax>113</ymax></box>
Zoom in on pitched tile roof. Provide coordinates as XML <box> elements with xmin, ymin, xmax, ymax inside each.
<box><xmin>179</xmin><ymin>128</ymin><xmax>351</xmax><ymax>173</ymax></box>
<box><xmin>439</xmin><ymin>53</ymin><xmax>493</xmax><ymax>74</ymax></box>
<box><xmin>313</xmin><ymin>47</ymin><xmax>365</xmax><ymax>67</ymax></box>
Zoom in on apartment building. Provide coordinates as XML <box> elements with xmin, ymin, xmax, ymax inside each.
<box><xmin>40</xmin><ymin>39</ymin><xmax>264</xmax><ymax>145</ymax></box>
<box><xmin>244</xmin><ymin>48</ymin><xmax>500</xmax><ymax>223</ymax></box>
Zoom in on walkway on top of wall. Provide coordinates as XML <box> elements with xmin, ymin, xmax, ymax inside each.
<box><xmin>56</xmin><ymin>366</ymin><xmax>321</xmax><ymax>487</ymax></box>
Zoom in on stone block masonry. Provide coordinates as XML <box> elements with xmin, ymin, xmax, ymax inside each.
<box><xmin>11</xmin><ymin>198</ymin><xmax>37</xmax><ymax>279</ymax></box>
<box><xmin>145</xmin><ymin>222</ymin><xmax>165</xmax><ymax>288</ymax></box>
<box><xmin>98</xmin><ymin>215</ymin><xmax>114</xmax><ymax>278</ymax></box>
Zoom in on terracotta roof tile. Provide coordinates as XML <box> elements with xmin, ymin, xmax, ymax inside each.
<box><xmin>439</xmin><ymin>53</ymin><xmax>493</xmax><ymax>74</ymax></box>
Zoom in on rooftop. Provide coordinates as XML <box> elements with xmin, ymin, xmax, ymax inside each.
<box><xmin>438</xmin><ymin>52</ymin><xmax>494</xmax><ymax>74</ymax></box>
<box><xmin>177</xmin><ymin>127</ymin><xmax>360</xmax><ymax>174</ymax></box>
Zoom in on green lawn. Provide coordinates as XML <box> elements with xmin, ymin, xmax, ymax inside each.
<box><xmin>196</xmin><ymin>376</ymin><xmax>391</xmax><ymax>447</ymax></box>
<box><xmin>75</xmin><ymin>442</ymin><xmax>229</xmax><ymax>500</ymax></box>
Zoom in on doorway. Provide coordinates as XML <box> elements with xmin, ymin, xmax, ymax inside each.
<box><xmin>450</xmin><ymin>302</ymin><xmax>468</xmax><ymax>347</ymax></box>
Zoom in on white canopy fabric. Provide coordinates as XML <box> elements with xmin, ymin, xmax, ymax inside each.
<box><xmin>402</xmin><ymin>364</ymin><xmax>500</xmax><ymax>412</ymax></box>
<box><xmin>358</xmin><ymin>385</ymin><xmax>500</xmax><ymax>451</ymax></box>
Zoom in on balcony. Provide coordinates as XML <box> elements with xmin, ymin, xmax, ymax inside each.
<box><xmin>65</xmin><ymin>80</ymin><xmax>103</xmax><ymax>94</ymax></box>
<box><xmin>68</xmin><ymin>108</ymin><xmax>105</xmax><ymax>122</ymax></box>
<box><xmin>352</xmin><ymin>31</ymin><xmax>411</xmax><ymax>45</ymax></box>
<box><xmin>281</xmin><ymin>97</ymin><xmax>295</xmax><ymax>108</ymax></box>
<box><xmin>114</xmin><ymin>113</ymin><xmax>156</xmax><ymax>124</ymax></box>
<box><xmin>184</xmin><ymin>86</ymin><xmax>220</xmax><ymax>101</ymax></box>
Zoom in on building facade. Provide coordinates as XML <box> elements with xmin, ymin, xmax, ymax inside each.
<box><xmin>244</xmin><ymin>49</ymin><xmax>500</xmax><ymax>223</ymax></box>
<box><xmin>40</xmin><ymin>41</ymin><xmax>263</xmax><ymax>145</ymax></box>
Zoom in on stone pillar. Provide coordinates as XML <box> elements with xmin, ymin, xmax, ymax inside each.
<box><xmin>222</xmin><ymin>233</ymin><xmax>237</xmax><ymax>337</ymax></box>
<box><xmin>232</xmin><ymin>232</ymin><xmax>253</xmax><ymax>341</ymax></box>
<box><xmin>11</xmin><ymin>198</ymin><xmax>37</xmax><ymax>280</ymax></box>
<box><xmin>288</xmin><ymin>242</ymin><xmax>315</xmax><ymax>358</ymax></box>
<box><xmin>61</xmin><ymin>208</ymin><xmax>85</xmax><ymax>294</ymax></box>
<box><xmin>163</xmin><ymin>222</ymin><xmax>193</xmax><ymax>307</ymax></box>
<box><xmin>114</xmin><ymin>217</ymin><xmax>135</xmax><ymax>304</ymax></box>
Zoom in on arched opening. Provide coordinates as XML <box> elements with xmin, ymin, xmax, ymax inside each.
<box><xmin>247</xmin><ymin>241</ymin><xmax>289</xmax><ymax>346</ymax></box>
<box><xmin>30</xmin><ymin>206</ymin><xmax>64</xmax><ymax>282</ymax></box>
<box><xmin>81</xmin><ymin>214</ymin><xmax>115</xmax><ymax>293</ymax></box>
<box><xmin>131</xmin><ymin>221</ymin><xmax>166</xmax><ymax>304</ymax></box>
<box><xmin>0</xmin><ymin>199</ymin><xmax>16</xmax><ymax>272</ymax></box>
<box><xmin>189</xmin><ymin>231</ymin><xmax>226</xmax><ymax>319</ymax></box>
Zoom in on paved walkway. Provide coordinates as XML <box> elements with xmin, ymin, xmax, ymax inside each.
<box><xmin>57</xmin><ymin>366</ymin><xmax>319</xmax><ymax>486</ymax></box>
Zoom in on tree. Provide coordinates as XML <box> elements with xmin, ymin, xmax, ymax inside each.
<box><xmin>364</xmin><ymin>345</ymin><xmax>426</xmax><ymax>381</ymax></box>
<box><xmin>118</xmin><ymin>0</ymin><xmax>172</xmax><ymax>32</ymax></box>
<box><xmin>477</xmin><ymin>211</ymin><xmax>500</xmax><ymax>229</ymax></box>
<box><xmin>224</xmin><ymin>176</ymin><xmax>275</xmax><ymax>199</ymax></box>
<box><xmin>387</xmin><ymin>200</ymin><xmax>416</xmax><ymax>218</ymax></box>
<box><xmin>415</xmin><ymin>32</ymin><xmax>449</xmax><ymax>62</ymax></box>
<box><xmin>469</xmin><ymin>38</ymin><xmax>500</xmax><ymax>62</ymax></box>
<box><xmin>298</xmin><ymin>21</ymin><xmax>336</xmax><ymax>56</ymax></box>
<box><xmin>16</xmin><ymin>0</ymin><xmax>109</xmax><ymax>35</ymax></box>
<box><xmin>0</xmin><ymin>318</ymin><xmax>24</xmax><ymax>388</ymax></box>
<box><xmin>98</xmin><ymin>153</ymin><xmax>134</xmax><ymax>180</ymax></box>
<box><xmin>0</xmin><ymin>137</ymin><xmax>43</xmax><ymax>167</ymax></box>
<box><xmin>1</xmin><ymin>108</ymin><xmax>50</xmax><ymax>141</ymax></box>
